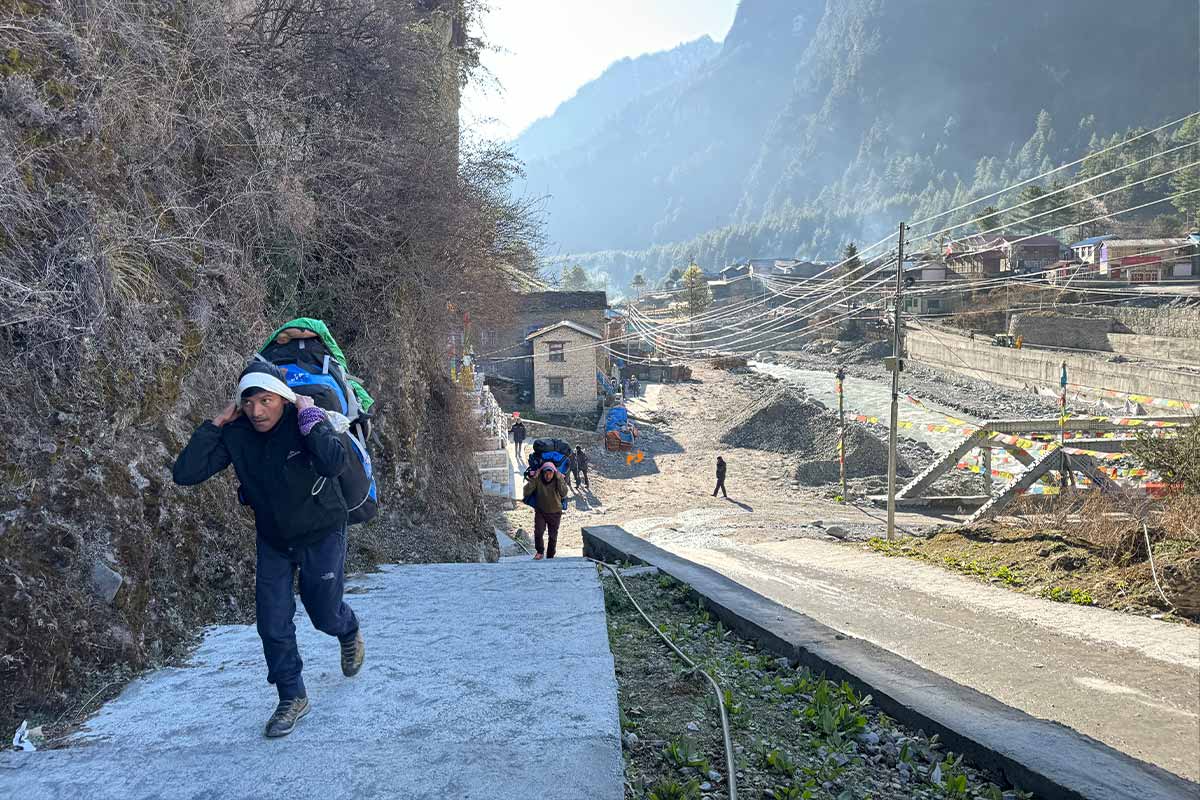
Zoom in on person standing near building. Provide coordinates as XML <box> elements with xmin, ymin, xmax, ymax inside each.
<box><xmin>712</xmin><ymin>455</ymin><xmax>728</xmax><ymax>498</ymax></box>
<box><xmin>509</xmin><ymin>417</ymin><xmax>527</xmax><ymax>456</ymax></box>
<box><xmin>629</xmin><ymin>374</ymin><xmax>640</xmax><ymax>398</ymax></box>
<box><xmin>172</xmin><ymin>361</ymin><xmax>365</xmax><ymax>739</ymax></box>
<box><xmin>573</xmin><ymin>445</ymin><xmax>591</xmax><ymax>490</ymax></box>
<box><xmin>523</xmin><ymin>462</ymin><xmax>569</xmax><ymax>559</ymax></box>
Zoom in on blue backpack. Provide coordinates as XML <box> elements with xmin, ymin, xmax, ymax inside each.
<box><xmin>259</xmin><ymin>332</ymin><xmax>378</xmax><ymax>525</ymax></box>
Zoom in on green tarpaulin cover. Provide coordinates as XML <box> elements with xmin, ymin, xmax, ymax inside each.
<box><xmin>260</xmin><ymin>317</ymin><xmax>375</xmax><ymax>412</ymax></box>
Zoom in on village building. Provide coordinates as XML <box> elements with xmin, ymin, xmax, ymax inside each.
<box><xmin>1098</xmin><ymin>238</ymin><xmax>1197</xmax><ymax>283</ymax></box>
<box><xmin>1069</xmin><ymin>234</ymin><xmax>1116</xmax><ymax>265</ymax></box>
<box><xmin>944</xmin><ymin>234</ymin><xmax>1005</xmax><ymax>279</ymax></box>
<box><xmin>525</xmin><ymin>320</ymin><xmax>603</xmax><ymax>414</ymax></box>
<box><xmin>1000</xmin><ymin>234</ymin><xmax>1063</xmax><ymax>274</ymax></box>
<box><xmin>474</xmin><ymin>290</ymin><xmax>608</xmax><ymax>400</ymax></box>
<box><xmin>706</xmin><ymin>273</ymin><xmax>757</xmax><ymax>305</ymax></box>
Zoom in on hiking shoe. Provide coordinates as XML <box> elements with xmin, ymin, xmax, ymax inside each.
<box><xmin>340</xmin><ymin>630</ymin><xmax>364</xmax><ymax>677</ymax></box>
<box><xmin>264</xmin><ymin>696</ymin><xmax>310</xmax><ymax>738</ymax></box>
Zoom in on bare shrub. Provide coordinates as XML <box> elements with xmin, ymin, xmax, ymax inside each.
<box><xmin>1</xmin><ymin>0</ymin><xmax>540</xmax><ymax>733</ymax></box>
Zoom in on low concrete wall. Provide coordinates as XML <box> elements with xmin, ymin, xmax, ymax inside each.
<box><xmin>519</xmin><ymin>419</ymin><xmax>602</xmax><ymax>448</ymax></box>
<box><xmin>905</xmin><ymin>327</ymin><xmax>1200</xmax><ymax>404</ymax></box>
<box><xmin>1107</xmin><ymin>333</ymin><xmax>1200</xmax><ymax>365</ymax></box>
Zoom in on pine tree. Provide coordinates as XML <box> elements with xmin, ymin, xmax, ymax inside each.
<box><xmin>681</xmin><ymin>264</ymin><xmax>712</xmax><ymax>315</ymax></box>
<box><xmin>630</xmin><ymin>273</ymin><xmax>646</xmax><ymax>297</ymax></box>
<box><xmin>974</xmin><ymin>206</ymin><xmax>1002</xmax><ymax>233</ymax></box>
<box><xmin>562</xmin><ymin>265</ymin><xmax>592</xmax><ymax>290</ymax></box>
<box><xmin>1170</xmin><ymin>116</ymin><xmax>1200</xmax><ymax>224</ymax></box>
<box><xmin>1008</xmin><ymin>185</ymin><xmax>1053</xmax><ymax>234</ymax></box>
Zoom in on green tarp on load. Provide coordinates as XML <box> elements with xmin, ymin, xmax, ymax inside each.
<box><xmin>260</xmin><ymin>317</ymin><xmax>375</xmax><ymax>413</ymax></box>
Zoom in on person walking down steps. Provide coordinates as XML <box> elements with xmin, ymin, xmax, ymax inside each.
<box><xmin>712</xmin><ymin>455</ymin><xmax>728</xmax><ymax>499</ymax></box>
<box><xmin>523</xmin><ymin>461</ymin><xmax>569</xmax><ymax>560</ymax></box>
<box><xmin>172</xmin><ymin>361</ymin><xmax>366</xmax><ymax>739</ymax></box>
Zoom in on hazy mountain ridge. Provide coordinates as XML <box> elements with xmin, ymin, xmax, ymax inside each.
<box><xmin>524</xmin><ymin>0</ymin><xmax>1199</xmax><ymax>286</ymax></box>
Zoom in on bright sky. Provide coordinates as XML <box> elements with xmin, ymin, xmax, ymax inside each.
<box><xmin>462</xmin><ymin>1</ymin><xmax>739</xmax><ymax>142</ymax></box>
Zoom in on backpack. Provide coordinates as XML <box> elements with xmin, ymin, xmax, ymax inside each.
<box><xmin>532</xmin><ymin>438</ymin><xmax>572</xmax><ymax>457</ymax></box>
<box><xmin>258</xmin><ymin>318</ymin><xmax>379</xmax><ymax>525</ymax></box>
<box><xmin>527</xmin><ymin>449</ymin><xmax>571</xmax><ymax>478</ymax></box>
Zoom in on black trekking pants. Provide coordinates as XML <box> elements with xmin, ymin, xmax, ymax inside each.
<box><xmin>256</xmin><ymin>528</ymin><xmax>359</xmax><ymax>701</ymax></box>
<box><xmin>712</xmin><ymin>477</ymin><xmax>727</xmax><ymax>498</ymax></box>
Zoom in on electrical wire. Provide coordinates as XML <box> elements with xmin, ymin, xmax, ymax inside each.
<box><xmin>904</xmin><ymin>111</ymin><xmax>1199</xmax><ymax>233</ymax></box>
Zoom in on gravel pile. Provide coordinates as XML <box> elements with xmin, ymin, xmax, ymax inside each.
<box><xmin>720</xmin><ymin>386</ymin><xmax>913</xmax><ymax>485</ymax></box>
<box><xmin>758</xmin><ymin>348</ymin><xmax>1067</xmax><ymax>421</ymax></box>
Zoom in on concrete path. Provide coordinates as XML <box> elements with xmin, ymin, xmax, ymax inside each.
<box><xmin>0</xmin><ymin>560</ymin><xmax>623</xmax><ymax>800</ymax></box>
<box><xmin>661</xmin><ymin>538</ymin><xmax>1200</xmax><ymax>782</ymax></box>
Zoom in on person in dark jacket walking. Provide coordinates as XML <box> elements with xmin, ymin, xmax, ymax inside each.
<box><xmin>509</xmin><ymin>419</ymin><xmax>527</xmax><ymax>456</ymax></box>
<box><xmin>172</xmin><ymin>362</ymin><xmax>365</xmax><ymax>739</ymax></box>
<box><xmin>572</xmin><ymin>445</ymin><xmax>591</xmax><ymax>490</ymax></box>
<box><xmin>523</xmin><ymin>462</ymin><xmax>569</xmax><ymax>559</ymax></box>
<box><xmin>712</xmin><ymin>455</ymin><xmax>728</xmax><ymax>498</ymax></box>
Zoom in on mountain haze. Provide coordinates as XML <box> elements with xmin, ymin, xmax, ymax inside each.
<box><xmin>523</xmin><ymin>0</ymin><xmax>1200</xmax><ymax>287</ymax></box>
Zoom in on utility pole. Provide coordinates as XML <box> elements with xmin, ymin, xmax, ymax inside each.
<box><xmin>886</xmin><ymin>222</ymin><xmax>906</xmax><ymax>541</ymax></box>
<box><xmin>836</xmin><ymin>366</ymin><xmax>847</xmax><ymax>502</ymax></box>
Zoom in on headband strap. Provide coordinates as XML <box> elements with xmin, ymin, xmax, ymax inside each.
<box><xmin>237</xmin><ymin>372</ymin><xmax>297</xmax><ymax>403</ymax></box>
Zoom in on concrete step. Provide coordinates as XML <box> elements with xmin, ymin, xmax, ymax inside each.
<box><xmin>0</xmin><ymin>561</ymin><xmax>622</xmax><ymax>800</ymax></box>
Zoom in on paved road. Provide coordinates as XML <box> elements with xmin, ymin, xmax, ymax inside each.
<box><xmin>0</xmin><ymin>560</ymin><xmax>623</xmax><ymax>800</ymax></box>
<box><xmin>660</xmin><ymin>537</ymin><xmax>1200</xmax><ymax>782</ymax></box>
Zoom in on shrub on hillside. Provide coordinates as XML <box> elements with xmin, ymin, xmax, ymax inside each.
<box><xmin>1130</xmin><ymin>418</ymin><xmax>1200</xmax><ymax>495</ymax></box>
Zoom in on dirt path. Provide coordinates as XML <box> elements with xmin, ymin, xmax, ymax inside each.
<box><xmin>504</xmin><ymin>366</ymin><xmax>1200</xmax><ymax>782</ymax></box>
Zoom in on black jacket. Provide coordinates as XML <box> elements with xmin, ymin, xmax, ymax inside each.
<box><xmin>510</xmin><ymin>422</ymin><xmax>527</xmax><ymax>442</ymax></box>
<box><xmin>716</xmin><ymin>459</ymin><xmax>726</xmax><ymax>479</ymax></box>
<box><xmin>173</xmin><ymin>405</ymin><xmax>348</xmax><ymax>549</ymax></box>
<box><xmin>574</xmin><ymin>450</ymin><xmax>589</xmax><ymax>471</ymax></box>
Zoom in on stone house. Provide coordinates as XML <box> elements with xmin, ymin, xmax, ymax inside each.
<box><xmin>525</xmin><ymin>320</ymin><xmax>603</xmax><ymax>415</ymax></box>
<box><xmin>475</xmin><ymin>290</ymin><xmax>607</xmax><ymax>396</ymax></box>
<box><xmin>999</xmin><ymin>234</ymin><xmax>1063</xmax><ymax>274</ymax></box>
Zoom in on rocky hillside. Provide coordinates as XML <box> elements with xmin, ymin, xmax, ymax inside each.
<box><xmin>0</xmin><ymin>0</ymin><xmax>535</xmax><ymax>733</ymax></box>
<box><xmin>526</xmin><ymin>0</ymin><xmax>1199</xmax><ymax>284</ymax></box>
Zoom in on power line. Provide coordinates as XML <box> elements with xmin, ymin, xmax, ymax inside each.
<box><xmin>905</xmin><ymin>111</ymin><xmax>1199</xmax><ymax>233</ymax></box>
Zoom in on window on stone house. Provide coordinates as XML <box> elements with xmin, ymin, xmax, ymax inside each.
<box><xmin>548</xmin><ymin>341</ymin><xmax>565</xmax><ymax>362</ymax></box>
<box><xmin>548</xmin><ymin>377</ymin><xmax>565</xmax><ymax>397</ymax></box>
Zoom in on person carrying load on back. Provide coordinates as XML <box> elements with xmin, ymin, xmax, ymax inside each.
<box><xmin>172</xmin><ymin>361</ymin><xmax>366</xmax><ymax>739</ymax></box>
<box><xmin>510</xmin><ymin>418</ymin><xmax>527</xmax><ymax>456</ymax></box>
<box><xmin>523</xmin><ymin>461</ymin><xmax>569</xmax><ymax>560</ymax></box>
<box><xmin>572</xmin><ymin>445</ymin><xmax>591</xmax><ymax>490</ymax></box>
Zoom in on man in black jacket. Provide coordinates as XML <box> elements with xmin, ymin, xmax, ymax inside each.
<box><xmin>572</xmin><ymin>445</ymin><xmax>590</xmax><ymax>490</ymax></box>
<box><xmin>173</xmin><ymin>362</ymin><xmax>365</xmax><ymax>738</ymax></box>
<box><xmin>509</xmin><ymin>418</ymin><xmax>527</xmax><ymax>456</ymax></box>
<box><xmin>712</xmin><ymin>455</ymin><xmax>728</xmax><ymax>498</ymax></box>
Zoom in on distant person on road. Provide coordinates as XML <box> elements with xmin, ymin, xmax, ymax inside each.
<box><xmin>573</xmin><ymin>445</ymin><xmax>591</xmax><ymax>490</ymax></box>
<box><xmin>523</xmin><ymin>462</ymin><xmax>570</xmax><ymax>559</ymax></box>
<box><xmin>172</xmin><ymin>361</ymin><xmax>364</xmax><ymax>739</ymax></box>
<box><xmin>629</xmin><ymin>375</ymin><xmax>640</xmax><ymax>398</ymax></box>
<box><xmin>712</xmin><ymin>455</ymin><xmax>728</xmax><ymax>498</ymax></box>
<box><xmin>509</xmin><ymin>418</ymin><xmax>527</xmax><ymax>456</ymax></box>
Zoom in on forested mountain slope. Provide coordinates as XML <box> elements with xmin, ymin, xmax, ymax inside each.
<box><xmin>526</xmin><ymin>0</ymin><xmax>1199</xmax><ymax>286</ymax></box>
